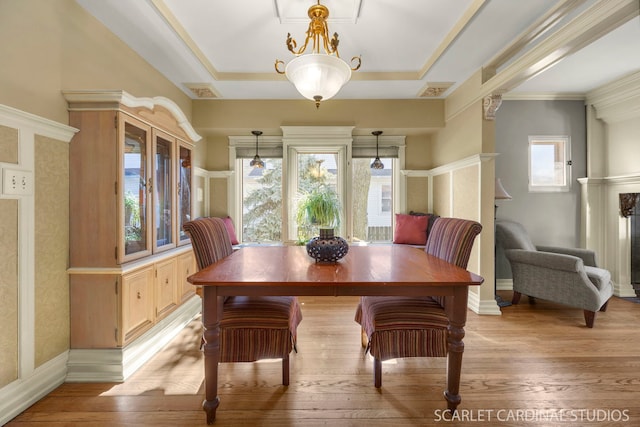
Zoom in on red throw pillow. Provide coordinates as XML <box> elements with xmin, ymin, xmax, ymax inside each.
<box><xmin>393</xmin><ymin>213</ymin><xmax>428</xmax><ymax>245</ymax></box>
<box><xmin>221</xmin><ymin>216</ymin><xmax>239</xmax><ymax>245</ymax></box>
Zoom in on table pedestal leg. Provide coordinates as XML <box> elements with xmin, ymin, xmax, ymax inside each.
<box><xmin>202</xmin><ymin>287</ymin><xmax>222</xmax><ymax>424</ymax></box>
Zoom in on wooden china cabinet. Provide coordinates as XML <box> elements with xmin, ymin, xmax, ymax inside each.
<box><xmin>64</xmin><ymin>91</ymin><xmax>201</xmax><ymax>381</ymax></box>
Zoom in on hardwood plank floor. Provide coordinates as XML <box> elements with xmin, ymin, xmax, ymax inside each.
<box><xmin>7</xmin><ymin>294</ymin><xmax>640</xmax><ymax>426</ymax></box>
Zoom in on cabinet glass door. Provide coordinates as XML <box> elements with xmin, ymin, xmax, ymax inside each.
<box><xmin>122</xmin><ymin>119</ymin><xmax>150</xmax><ymax>258</ymax></box>
<box><xmin>154</xmin><ymin>131</ymin><xmax>175</xmax><ymax>251</ymax></box>
<box><xmin>178</xmin><ymin>144</ymin><xmax>192</xmax><ymax>244</ymax></box>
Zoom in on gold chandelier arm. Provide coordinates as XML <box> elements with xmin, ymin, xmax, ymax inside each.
<box><xmin>288</xmin><ymin>31</ymin><xmax>312</xmax><ymax>56</ymax></box>
<box><xmin>350</xmin><ymin>56</ymin><xmax>362</xmax><ymax>71</ymax></box>
<box><xmin>275</xmin><ymin>60</ymin><xmax>286</xmax><ymax>74</ymax></box>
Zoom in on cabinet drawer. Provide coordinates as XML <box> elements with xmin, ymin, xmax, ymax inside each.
<box><xmin>122</xmin><ymin>267</ymin><xmax>154</xmax><ymax>343</ymax></box>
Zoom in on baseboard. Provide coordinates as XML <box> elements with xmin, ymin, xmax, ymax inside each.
<box><xmin>467</xmin><ymin>290</ymin><xmax>502</xmax><ymax>315</ymax></box>
<box><xmin>496</xmin><ymin>279</ymin><xmax>513</xmax><ymax>291</ymax></box>
<box><xmin>66</xmin><ymin>295</ymin><xmax>201</xmax><ymax>382</ymax></box>
<box><xmin>0</xmin><ymin>351</ymin><xmax>68</xmax><ymax>425</ymax></box>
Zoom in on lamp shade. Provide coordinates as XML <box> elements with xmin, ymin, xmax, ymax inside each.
<box><xmin>285</xmin><ymin>54</ymin><xmax>352</xmax><ymax>102</ymax></box>
<box><xmin>495</xmin><ymin>178</ymin><xmax>512</xmax><ymax>200</ymax></box>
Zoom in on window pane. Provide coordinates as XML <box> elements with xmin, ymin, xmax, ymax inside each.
<box><xmin>530</xmin><ymin>139</ymin><xmax>567</xmax><ymax>188</ymax></box>
<box><xmin>352</xmin><ymin>158</ymin><xmax>393</xmax><ymax>242</ymax></box>
<box><xmin>155</xmin><ymin>136</ymin><xmax>172</xmax><ymax>247</ymax></box>
<box><xmin>295</xmin><ymin>153</ymin><xmax>340</xmax><ymax>241</ymax></box>
<box><xmin>123</xmin><ymin>123</ymin><xmax>147</xmax><ymax>255</ymax></box>
<box><xmin>178</xmin><ymin>146</ymin><xmax>192</xmax><ymax>242</ymax></box>
<box><xmin>242</xmin><ymin>158</ymin><xmax>282</xmax><ymax>242</ymax></box>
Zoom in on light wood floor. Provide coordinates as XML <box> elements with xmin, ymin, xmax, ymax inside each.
<box><xmin>7</xmin><ymin>293</ymin><xmax>640</xmax><ymax>426</ymax></box>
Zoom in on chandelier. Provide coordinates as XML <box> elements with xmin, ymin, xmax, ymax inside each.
<box><xmin>275</xmin><ymin>0</ymin><xmax>361</xmax><ymax>108</ymax></box>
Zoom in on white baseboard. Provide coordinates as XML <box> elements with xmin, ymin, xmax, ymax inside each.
<box><xmin>467</xmin><ymin>290</ymin><xmax>502</xmax><ymax>315</ymax></box>
<box><xmin>0</xmin><ymin>351</ymin><xmax>68</xmax><ymax>425</ymax></box>
<box><xmin>67</xmin><ymin>295</ymin><xmax>201</xmax><ymax>382</ymax></box>
<box><xmin>496</xmin><ymin>279</ymin><xmax>513</xmax><ymax>291</ymax></box>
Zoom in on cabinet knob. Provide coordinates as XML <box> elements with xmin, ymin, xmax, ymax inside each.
<box><xmin>165</xmin><ymin>278</ymin><xmax>169</xmax><ymax>284</ymax></box>
<box><xmin>137</xmin><ymin>291</ymin><xmax>141</xmax><ymax>299</ymax></box>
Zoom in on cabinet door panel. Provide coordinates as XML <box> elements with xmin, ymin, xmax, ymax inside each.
<box><xmin>155</xmin><ymin>258</ymin><xmax>178</xmax><ymax>319</ymax></box>
<box><xmin>122</xmin><ymin>267</ymin><xmax>154</xmax><ymax>343</ymax></box>
<box><xmin>120</xmin><ymin>114</ymin><xmax>152</xmax><ymax>263</ymax></box>
<box><xmin>177</xmin><ymin>143</ymin><xmax>193</xmax><ymax>245</ymax></box>
<box><xmin>178</xmin><ymin>251</ymin><xmax>197</xmax><ymax>301</ymax></box>
<box><xmin>153</xmin><ymin>129</ymin><xmax>176</xmax><ymax>252</ymax></box>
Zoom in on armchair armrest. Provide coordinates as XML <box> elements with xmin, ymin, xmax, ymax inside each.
<box><xmin>505</xmin><ymin>249</ymin><xmax>584</xmax><ymax>273</ymax></box>
<box><xmin>536</xmin><ymin>245</ymin><xmax>597</xmax><ymax>267</ymax></box>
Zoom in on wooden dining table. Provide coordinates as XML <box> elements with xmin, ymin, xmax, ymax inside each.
<box><xmin>188</xmin><ymin>244</ymin><xmax>484</xmax><ymax>424</ymax></box>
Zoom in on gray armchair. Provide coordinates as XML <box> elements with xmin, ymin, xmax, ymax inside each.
<box><xmin>495</xmin><ymin>219</ymin><xmax>613</xmax><ymax>328</ymax></box>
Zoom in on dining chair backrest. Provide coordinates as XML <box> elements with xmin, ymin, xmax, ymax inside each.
<box><xmin>183</xmin><ymin>217</ymin><xmax>233</xmax><ymax>271</ymax></box>
<box><xmin>424</xmin><ymin>217</ymin><xmax>482</xmax><ymax>269</ymax></box>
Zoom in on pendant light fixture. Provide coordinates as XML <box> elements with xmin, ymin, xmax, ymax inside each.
<box><xmin>250</xmin><ymin>130</ymin><xmax>265</xmax><ymax>169</ymax></box>
<box><xmin>370</xmin><ymin>131</ymin><xmax>384</xmax><ymax>170</ymax></box>
<box><xmin>275</xmin><ymin>0</ymin><xmax>361</xmax><ymax>109</ymax></box>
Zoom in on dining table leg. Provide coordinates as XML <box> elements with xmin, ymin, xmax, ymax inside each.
<box><xmin>202</xmin><ymin>286</ymin><xmax>222</xmax><ymax>424</ymax></box>
<box><xmin>444</xmin><ymin>287</ymin><xmax>469</xmax><ymax>413</ymax></box>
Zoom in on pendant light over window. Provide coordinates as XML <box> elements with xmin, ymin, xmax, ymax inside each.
<box><xmin>250</xmin><ymin>130</ymin><xmax>265</xmax><ymax>169</ymax></box>
<box><xmin>370</xmin><ymin>131</ymin><xmax>384</xmax><ymax>170</ymax></box>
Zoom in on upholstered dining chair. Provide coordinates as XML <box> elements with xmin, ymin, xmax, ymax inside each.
<box><xmin>355</xmin><ymin>217</ymin><xmax>482</xmax><ymax>388</ymax></box>
<box><xmin>183</xmin><ymin>217</ymin><xmax>303</xmax><ymax>386</ymax></box>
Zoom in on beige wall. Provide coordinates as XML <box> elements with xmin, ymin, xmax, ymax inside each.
<box><xmin>607</xmin><ymin>118</ymin><xmax>640</xmax><ymax>176</ymax></box>
<box><xmin>0</xmin><ymin>0</ymin><xmax>192</xmax><ymax>125</ymax></box>
<box><xmin>34</xmin><ymin>135</ymin><xmax>70</xmax><ymax>367</ymax></box>
<box><xmin>193</xmin><ymin>99</ymin><xmax>442</xmax><ymax>215</ymax></box>
<box><xmin>0</xmin><ymin>199</ymin><xmax>18</xmax><ymax>387</ymax></box>
<box><xmin>0</xmin><ymin>0</ymin><xmax>196</xmax><ymax>382</ymax></box>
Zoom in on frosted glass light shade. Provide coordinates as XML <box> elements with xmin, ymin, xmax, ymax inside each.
<box><xmin>285</xmin><ymin>54</ymin><xmax>352</xmax><ymax>102</ymax></box>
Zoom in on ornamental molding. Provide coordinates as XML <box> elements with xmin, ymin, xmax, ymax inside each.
<box><xmin>483</xmin><ymin>93</ymin><xmax>502</xmax><ymax>120</ymax></box>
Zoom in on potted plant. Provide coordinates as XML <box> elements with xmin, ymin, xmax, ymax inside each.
<box><xmin>296</xmin><ymin>187</ymin><xmax>341</xmax><ymax>242</ymax></box>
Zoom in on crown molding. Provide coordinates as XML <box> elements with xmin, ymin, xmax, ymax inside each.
<box><xmin>0</xmin><ymin>104</ymin><xmax>77</xmax><ymax>142</ymax></box>
<box><xmin>62</xmin><ymin>90</ymin><xmax>202</xmax><ymax>142</ymax></box>
<box><xmin>586</xmin><ymin>71</ymin><xmax>640</xmax><ymax>123</ymax></box>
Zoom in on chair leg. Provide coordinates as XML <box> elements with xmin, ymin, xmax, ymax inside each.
<box><xmin>282</xmin><ymin>354</ymin><xmax>290</xmax><ymax>386</ymax></box>
<box><xmin>584</xmin><ymin>310</ymin><xmax>596</xmax><ymax>328</ymax></box>
<box><xmin>599</xmin><ymin>300</ymin><xmax>609</xmax><ymax>312</ymax></box>
<box><xmin>512</xmin><ymin>291</ymin><xmax>522</xmax><ymax>304</ymax></box>
<box><xmin>374</xmin><ymin>357</ymin><xmax>382</xmax><ymax>388</ymax></box>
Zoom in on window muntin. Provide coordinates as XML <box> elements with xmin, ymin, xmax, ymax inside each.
<box><xmin>528</xmin><ymin>136</ymin><xmax>571</xmax><ymax>192</ymax></box>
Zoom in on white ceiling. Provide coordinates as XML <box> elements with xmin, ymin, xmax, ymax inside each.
<box><xmin>76</xmin><ymin>0</ymin><xmax>640</xmax><ymax>102</ymax></box>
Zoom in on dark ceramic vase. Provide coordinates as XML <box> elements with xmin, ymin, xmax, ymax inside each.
<box><xmin>306</xmin><ymin>228</ymin><xmax>349</xmax><ymax>263</ymax></box>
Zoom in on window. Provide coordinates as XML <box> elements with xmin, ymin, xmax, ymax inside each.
<box><xmin>240</xmin><ymin>158</ymin><xmax>282</xmax><ymax>243</ymax></box>
<box><xmin>351</xmin><ymin>158</ymin><xmax>393</xmax><ymax>243</ymax></box>
<box><xmin>528</xmin><ymin>136</ymin><xmax>571</xmax><ymax>192</ymax></box>
<box><xmin>230</xmin><ymin>128</ymin><xmax>405</xmax><ymax>244</ymax></box>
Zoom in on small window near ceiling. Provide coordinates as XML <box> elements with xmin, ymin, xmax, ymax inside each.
<box><xmin>528</xmin><ymin>136</ymin><xmax>571</xmax><ymax>192</ymax></box>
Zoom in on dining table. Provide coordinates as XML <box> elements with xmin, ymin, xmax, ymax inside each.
<box><xmin>187</xmin><ymin>244</ymin><xmax>484</xmax><ymax>424</ymax></box>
